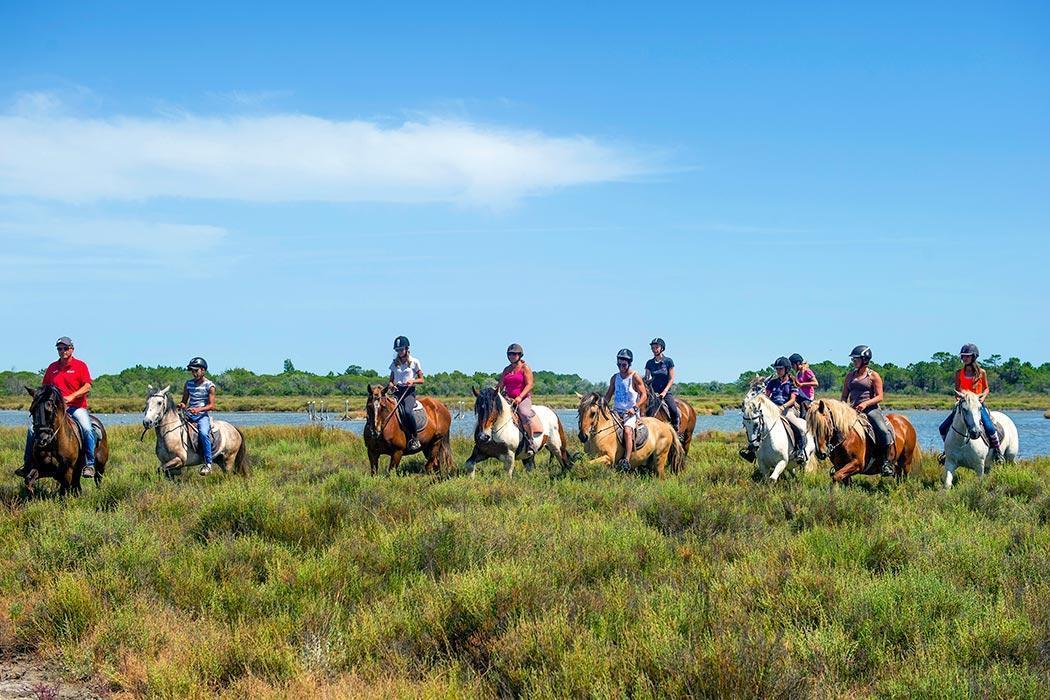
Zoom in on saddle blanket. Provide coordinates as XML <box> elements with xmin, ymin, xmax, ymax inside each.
<box><xmin>401</xmin><ymin>403</ymin><xmax>429</xmax><ymax>432</ymax></box>
<box><xmin>615</xmin><ymin>421</ymin><xmax>649</xmax><ymax>450</ymax></box>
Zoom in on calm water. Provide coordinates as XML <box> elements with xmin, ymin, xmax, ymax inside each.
<box><xmin>3</xmin><ymin>408</ymin><xmax>1049</xmax><ymax>458</ymax></box>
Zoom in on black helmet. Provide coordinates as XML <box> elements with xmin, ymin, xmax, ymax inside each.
<box><xmin>650</xmin><ymin>337</ymin><xmax>665</xmax><ymax>351</ymax></box>
<box><xmin>616</xmin><ymin>348</ymin><xmax>634</xmax><ymax>364</ymax></box>
<box><xmin>789</xmin><ymin>353</ymin><xmax>804</xmax><ymax>365</ymax></box>
<box><xmin>507</xmin><ymin>343</ymin><xmax>524</xmax><ymax>356</ymax></box>
<box><xmin>849</xmin><ymin>345</ymin><xmax>872</xmax><ymax>362</ymax></box>
<box><xmin>187</xmin><ymin>357</ymin><xmax>208</xmax><ymax>370</ymax></box>
<box><xmin>393</xmin><ymin>336</ymin><xmax>410</xmax><ymax>350</ymax></box>
<box><xmin>960</xmin><ymin>343</ymin><xmax>979</xmax><ymax>358</ymax></box>
<box><xmin>773</xmin><ymin>356</ymin><xmax>792</xmax><ymax>370</ymax></box>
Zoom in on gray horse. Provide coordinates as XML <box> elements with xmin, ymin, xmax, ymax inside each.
<box><xmin>142</xmin><ymin>385</ymin><xmax>248</xmax><ymax>477</ymax></box>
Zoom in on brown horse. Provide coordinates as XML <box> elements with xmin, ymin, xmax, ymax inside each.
<box><xmin>23</xmin><ymin>385</ymin><xmax>110</xmax><ymax>495</ymax></box>
<box><xmin>364</xmin><ymin>384</ymin><xmax>453</xmax><ymax>475</ymax></box>
<box><xmin>806</xmin><ymin>398</ymin><xmax>919</xmax><ymax>483</ymax></box>
<box><xmin>644</xmin><ymin>384</ymin><xmax>698</xmax><ymax>455</ymax></box>
<box><xmin>576</xmin><ymin>392</ymin><xmax>684</xmax><ymax>477</ymax></box>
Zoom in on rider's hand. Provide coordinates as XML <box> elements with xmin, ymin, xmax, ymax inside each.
<box><xmin>626</xmin><ymin>408</ymin><xmax>636</xmax><ymax>416</ymax></box>
<box><xmin>177</xmin><ymin>402</ymin><xmax>186</xmax><ymax>409</ymax></box>
<box><xmin>659</xmin><ymin>392</ymin><xmax>667</xmax><ymax>399</ymax></box>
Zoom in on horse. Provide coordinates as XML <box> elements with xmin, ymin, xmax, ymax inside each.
<box><xmin>141</xmin><ymin>385</ymin><xmax>248</xmax><ymax>477</ymax></box>
<box><xmin>464</xmin><ymin>387</ymin><xmax>569</xmax><ymax>477</ymax></box>
<box><xmin>741</xmin><ymin>390</ymin><xmax>815</xmax><ymax>482</ymax></box>
<box><xmin>575</xmin><ymin>392</ymin><xmax>684</xmax><ymax>477</ymax></box>
<box><xmin>23</xmin><ymin>385</ymin><xmax>109</xmax><ymax>495</ymax></box>
<box><xmin>806</xmin><ymin>398</ymin><xmax>919</xmax><ymax>484</ymax></box>
<box><xmin>364</xmin><ymin>384</ymin><xmax>453</xmax><ymax>476</ymax></box>
<box><xmin>644</xmin><ymin>382</ymin><xmax>698</xmax><ymax>455</ymax></box>
<box><xmin>942</xmin><ymin>390</ymin><xmax>1019</xmax><ymax>489</ymax></box>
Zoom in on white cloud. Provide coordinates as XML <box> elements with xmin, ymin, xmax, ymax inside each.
<box><xmin>0</xmin><ymin>100</ymin><xmax>655</xmax><ymax>207</ymax></box>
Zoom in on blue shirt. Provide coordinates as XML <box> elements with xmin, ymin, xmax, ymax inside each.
<box><xmin>765</xmin><ymin>377</ymin><xmax>797</xmax><ymax>406</ymax></box>
<box><xmin>185</xmin><ymin>378</ymin><xmax>215</xmax><ymax>412</ymax></box>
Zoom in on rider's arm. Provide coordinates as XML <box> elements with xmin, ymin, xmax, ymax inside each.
<box><xmin>497</xmin><ymin>368</ymin><xmax>507</xmax><ymax>394</ymax></box>
<box><xmin>861</xmin><ymin>372</ymin><xmax>885</xmax><ymax>409</ymax></box>
<box><xmin>179</xmin><ymin>385</ymin><xmax>190</xmax><ymax>408</ymax></box>
<box><xmin>798</xmin><ymin>371</ymin><xmax>818</xmax><ymax>390</ymax></box>
<box><xmin>840</xmin><ymin>373</ymin><xmax>851</xmax><ymax>402</ymax></box>
<box><xmin>200</xmin><ymin>385</ymin><xmax>216</xmax><ymax>413</ymax></box>
<box><xmin>520</xmin><ymin>364</ymin><xmax>535</xmax><ymax>399</ymax></box>
<box><xmin>663</xmin><ymin>367</ymin><xmax>675</xmax><ymax>397</ymax></box>
<box><xmin>413</xmin><ymin>362</ymin><xmax>424</xmax><ymax>386</ymax></box>
<box><xmin>978</xmin><ymin>369</ymin><xmax>989</xmax><ymax>402</ymax></box>
<box><xmin>604</xmin><ymin>377</ymin><xmax>615</xmax><ymax>404</ymax></box>
<box><xmin>65</xmin><ymin>382</ymin><xmax>91</xmax><ymax>404</ymax></box>
<box><xmin>781</xmin><ymin>391</ymin><xmax>797</xmax><ymax>412</ymax></box>
<box><xmin>633</xmin><ymin>373</ymin><xmax>647</xmax><ymax>413</ymax></box>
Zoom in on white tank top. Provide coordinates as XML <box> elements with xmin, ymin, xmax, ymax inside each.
<box><xmin>614</xmin><ymin>371</ymin><xmax>639</xmax><ymax>412</ymax></box>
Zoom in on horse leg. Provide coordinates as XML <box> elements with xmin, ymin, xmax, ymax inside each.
<box><xmin>465</xmin><ymin>446</ymin><xmax>483</xmax><ymax>479</ymax></box>
<box><xmin>503</xmin><ymin>449</ymin><xmax>515</xmax><ymax>477</ymax></box>
<box><xmin>367</xmin><ymin>448</ymin><xmax>379</xmax><ymax>477</ymax></box>
<box><xmin>944</xmin><ymin>461</ymin><xmax>957</xmax><ymax>489</ymax></box>
<box><xmin>160</xmin><ymin>456</ymin><xmax>183</xmax><ymax>478</ymax></box>
<box><xmin>388</xmin><ymin>450</ymin><xmax>404</xmax><ymax>475</ymax></box>
<box><xmin>831</xmin><ymin>459</ymin><xmax>862</xmax><ymax>483</ymax></box>
<box><xmin>652</xmin><ymin>447</ymin><xmax>668</xmax><ymax>479</ymax></box>
<box><xmin>769</xmin><ymin>458</ymin><xmax>790</xmax><ymax>482</ymax></box>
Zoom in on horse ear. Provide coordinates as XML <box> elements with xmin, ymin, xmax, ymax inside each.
<box><xmin>574</xmin><ymin>391</ymin><xmax>583</xmax><ymax>399</ymax></box>
<box><xmin>147</xmin><ymin>383</ymin><xmax>154</xmax><ymax>392</ymax></box>
<box><xmin>161</xmin><ymin>385</ymin><xmax>170</xmax><ymax>395</ymax></box>
<box><xmin>367</xmin><ymin>383</ymin><xmax>373</xmax><ymax>392</ymax></box>
<box><xmin>472</xmin><ymin>386</ymin><xmax>479</xmax><ymax>397</ymax></box>
<box><xmin>25</xmin><ymin>385</ymin><xmax>35</xmax><ymax>397</ymax></box>
<box><xmin>817</xmin><ymin>400</ymin><xmax>825</xmax><ymax>414</ymax></box>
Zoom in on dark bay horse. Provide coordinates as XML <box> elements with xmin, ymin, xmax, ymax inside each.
<box><xmin>23</xmin><ymin>385</ymin><xmax>110</xmax><ymax>495</ymax></box>
<box><xmin>644</xmin><ymin>384</ymin><xmax>698</xmax><ymax>455</ymax></box>
<box><xmin>364</xmin><ymin>384</ymin><xmax>453</xmax><ymax>475</ymax></box>
<box><xmin>806</xmin><ymin>398</ymin><xmax>919</xmax><ymax>484</ymax></box>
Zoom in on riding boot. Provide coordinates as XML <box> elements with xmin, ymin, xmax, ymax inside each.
<box><xmin>738</xmin><ymin>443</ymin><xmax>758</xmax><ymax>463</ymax></box>
<box><xmin>988</xmin><ymin>432</ymin><xmax>1004</xmax><ymax>465</ymax></box>
<box><xmin>521</xmin><ymin>428</ymin><xmax>536</xmax><ymax>459</ymax></box>
<box><xmin>878</xmin><ymin>448</ymin><xmax>896</xmax><ymax>477</ymax></box>
<box><xmin>793</xmin><ymin>433</ymin><xmax>808</xmax><ymax>465</ymax></box>
<box><xmin>616</xmin><ymin>458</ymin><xmax>632</xmax><ymax>472</ymax></box>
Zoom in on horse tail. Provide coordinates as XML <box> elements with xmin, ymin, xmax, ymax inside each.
<box><xmin>669</xmin><ymin>427</ymin><xmax>685</xmax><ymax>474</ymax></box>
<box><xmin>437</xmin><ymin>431</ymin><xmax>454</xmax><ymax>474</ymax></box>
<box><xmin>555</xmin><ymin>415</ymin><xmax>570</xmax><ymax>468</ymax></box>
<box><xmin>233</xmin><ymin>427</ymin><xmax>250</xmax><ymax>476</ymax></box>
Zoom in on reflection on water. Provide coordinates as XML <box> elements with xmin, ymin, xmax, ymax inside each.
<box><xmin>2</xmin><ymin>408</ymin><xmax>1049</xmax><ymax>458</ymax></box>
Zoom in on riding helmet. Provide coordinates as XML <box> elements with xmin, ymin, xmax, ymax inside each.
<box><xmin>507</xmin><ymin>343</ymin><xmax>524</xmax><ymax>356</ymax></box>
<box><xmin>650</xmin><ymin>337</ymin><xmax>665</xmax><ymax>351</ymax></box>
<box><xmin>849</xmin><ymin>345</ymin><xmax>872</xmax><ymax>362</ymax></box>
<box><xmin>960</xmin><ymin>343</ymin><xmax>979</xmax><ymax>358</ymax></box>
<box><xmin>616</xmin><ymin>348</ymin><xmax>634</xmax><ymax>364</ymax></box>
<box><xmin>187</xmin><ymin>357</ymin><xmax>208</xmax><ymax>370</ymax></box>
<box><xmin>773</xmin><ymin>356</ymin><xmax>792</xmax><ymax>370</ymax></box>
<box><xmin>393</xmin><ymin>336</ymin><xmax>410</xmax><ymax>350</ymax></box>
<box><xmin>789</xmin><ymin>353</ymin><xmax>804</xmax><ymax>365</ymax></box>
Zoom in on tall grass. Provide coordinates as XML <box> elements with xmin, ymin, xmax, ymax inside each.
<box><xmin>0</xmin><ymin>424</ymin><xmax>1047</xmax><ymax>697</ymax></box>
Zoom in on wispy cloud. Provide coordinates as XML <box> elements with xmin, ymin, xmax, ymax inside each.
<box><xmin>0</xmin><ymin>92</ymin><xmax>656</xmax><ymax>207</ymax></box>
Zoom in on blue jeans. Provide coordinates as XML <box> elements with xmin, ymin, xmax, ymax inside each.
<box><xmin>939</xmin><ymin>404</ymin><xmax>997</xmax><ymax>442</ymax></box>
<box><xmin>24</xmin><ymin>407</ymin><xmax>95</xmax><ymax>467</ymax></box>
<box><xmin>188</xmin><ymin>413</ymin><xmax>213</xmax><ymax>463</ymax></box>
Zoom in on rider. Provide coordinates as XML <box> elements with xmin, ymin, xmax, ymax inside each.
<box><xmin>178</xmin><ymin>357</ymin><xmax>216</xmax><ymax>475</ymax></box>
<box><xmin>790</xmin><ymin>353</ymin><xmax>819</xmax><ymax>417</ymax></box>
<box><xmin>738</xmin><ymin>357</ymin><xmax>808</xmax><ymax>464</ymax></box>
<box><xmin>497</xmin><ymin>343</ymin><xmax>543</xmax><ymax>458</ymax></box>
<box><xmin>17</xmin><ymin>336</ymin><xmax>96</xmax><ymax>478</ymax></box>
<box><xmin>389</xmin><ymin>336</ymin><xmax>424</xmax><ymax>452</ymax></box>
<box><xmin>937</xmin><ymin>343</ymin><xmax>1004</xmax><ymax>465</ymax></box>
<box><xmin>604</xmin><ymin>349</ymin><xmax>647</xmax><ymax>472</ymax></box>
<box><xmin>841</xmin><ymin>345</ymin><xmax>895</xmax><ymax>478</ymax></box>
<box><xmin>644</xmin><ymin>338</ymin><xmax>681</xmax><ymax>435</ymax></box>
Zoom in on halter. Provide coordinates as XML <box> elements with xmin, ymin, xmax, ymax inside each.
<box><xmin>741</xmin><ymin>399</ymin><xmax>776</xmax><ymax>444</ymax></box>
<box><xmin>951</xmin><ymin>400</ymin><xmax>989</xmax><ymax>445</ymax></box>
<box><xmin>582</xmin><ymin>396</ymin><xmax>620</xmax><ymax>440</ymax></box>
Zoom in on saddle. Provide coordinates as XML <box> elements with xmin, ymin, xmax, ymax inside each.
<box><xmin>187</xmin><ymin>420</ymin><xmax>222</xmax><ymax>460</ymax></box>
<box><xmin>856</xmin><ymin>413</ymin><xmax>897</xmax><ymax>467</ymax></box>
<box><xmin>69</xmin><ymin>414</ymin><xmax>104</xmax><ymax>456</ymax></box>
<box><xmin>399</xmin><ymin>402</ymin><xmax>429</xmax><ymax>432</ymax></box>
<box><xmin>614</xmin><ymin>420</ymin><xmax>649</xmax><ymax>450</ymax></box>
<box><xmin>777</xmin><ymin>415</ymin><xmax>797</xmax><ymax>451</ymax></box>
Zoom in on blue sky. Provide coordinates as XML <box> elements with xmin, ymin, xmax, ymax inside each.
<box><xmin>1</xmin><ymin>2</ymin><xmax>1047</xmax><ymax>381</ymax></box>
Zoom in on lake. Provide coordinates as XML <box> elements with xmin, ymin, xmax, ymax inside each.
<box><xmin>3</xmin><ymin>407</ymin><xmax>1049</xmax><ymax>458</ymax></box>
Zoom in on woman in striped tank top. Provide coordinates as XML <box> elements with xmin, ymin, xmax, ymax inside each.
<box><xmin>179</xmin><ymin>356</ymin><xmax>217</xmax><ymax>475</ymax></box>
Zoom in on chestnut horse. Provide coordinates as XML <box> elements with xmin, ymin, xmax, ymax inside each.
<box><xmin>806</xmin><ymin>398</ymin><xmax>919</xmax><ymax>483</ymax></box>
<box><xmin>364</xmin><ymin>384</ymin><xmax>453</xmax><ymax>475</ymax></box>
<box><xmin>576</xmin><ymin>392</ymin><xmax>684</xmax><ymax>477</ymax></box>
<box><xmin>23</xmin><ymin>385</ymin><xmax>110</xmax><ymax>495</ymax></box>
<box><xmin>644</xmin><ymin>383</ymin><xmax>698</xmax><ymax>455</ymax></box>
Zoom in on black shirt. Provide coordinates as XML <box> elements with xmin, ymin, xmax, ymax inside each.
<box><xmin>645</xmin><ymin>356</ymin><xmax>675</xmax><ymax>393</ymax></box>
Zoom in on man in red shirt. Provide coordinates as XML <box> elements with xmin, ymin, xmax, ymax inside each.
<box><xmin>18</xmin><ymin>337</ymin><xmax>97</xmax><ymax>477</ymax></box>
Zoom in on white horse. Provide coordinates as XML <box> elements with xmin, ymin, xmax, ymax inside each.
<box><xmin>465</xmin><ymin>387</ymin><xmax>569</xmax><ymax>477</ymax></box>
<box><xmin>742</xmin><ymin>388</ymin><xmax>815</xmax><ymax>482</ymax></box>
<box><xmin>943</xmin><ymin>390</ymin><xmax>1018</xmax><ymax>489</ymax></box>
<box><xmin>142</xmin><ymin>385</ymin><xmax>248</xmax><ymax>477</ymax></box>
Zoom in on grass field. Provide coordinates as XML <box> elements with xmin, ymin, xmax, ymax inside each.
<box><xmin>0</xmin><ymin>425</ymin><xmax>1048</xmax><ymax>698</ymax></box>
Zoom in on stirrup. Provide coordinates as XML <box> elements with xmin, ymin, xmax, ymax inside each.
<box><xmin>991</xmin><ymin>448</ymin><xmax>1005</xmax><ymax>465</ymax></box>
<box><xmin>199</xmin><ymin>463</ymin><xmax>213</xmax><ymax>476</ymax></box>
<box><xmin>407</xmin><ymin>438</ymin><xmax>421</xmax><ymax>451</ymax></box>
<box><xmin>82</xmin><ymin>464</ymin><xmax>96</xmax><ymax>478</ymax></box>
<box><xmin>14</xmin><ymin>465</ymin><xmax>30</xmax><ymax>478</ymax></box>
<box><xmin>936</xmin><ymin>451</ymin><xmax>946</xmax><ymax>465</ymax></box>
<box><xmin>879</xmin><ymin>461</ymin><xmax>895</xmax><ymax>477</ymax></box>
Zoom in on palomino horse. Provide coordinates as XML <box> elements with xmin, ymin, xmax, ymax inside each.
<box><xmin>364</xmin><ymin>384</ymin><xmax>453</xmax><ymax>476</ymax></box>
<box><xmin>23</xmin><ymin>385</ymin><xmax>109</xmax><ymax>495</ymax></box>
<box><xmin>742</xmin><ymin>390</ymin><xmax>815</xmax><ymax>482</ymax></box>
<box><xmin>806</xmin><ymin>398</ymin><xmax>919</xmax><ymax>484</ymax></box>
<box><xmin>465</xmin><ymin>387</ymin><xmax>569</xmax><ymax>477</ymax></box>
<box><xmin>575</xmin><ymin>392</ymin><xmax>684</xmax><ymax>477</ymax></box>
<box><xmin>943</xmin><ymin>390</ymin><xmax>1019</xmax><ymax>489</ymax></box>
<box><xmin>644</xmin><ymin>382</ymin><xmax>698</xmax><ymax>455</ymax></box>
<box><xmin>142</xmin><ymin>385</ymin><xmax>249</xmax><ymax>477</ymax></box>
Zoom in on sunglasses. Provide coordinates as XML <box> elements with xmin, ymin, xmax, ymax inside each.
<box><xmin>507</xmin><ymin>352</ymin><xmax>520</xmax><ymax>357</ymax></box>
<box><xmin>56</xmin><ymin>345</ymin><xmax>71</xmax><ymax>351</ymax></box>
<box><xmin>617</xmin><ymin>361</ymin><xmax>629</xmax><ymax>366</ymax></box>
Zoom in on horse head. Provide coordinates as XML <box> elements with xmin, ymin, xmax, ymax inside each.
<box><xmin>472</xmin><ymin>386</ymin><xmax>504</xmax><ymax>444</ymax></box>
<box><xmin>142</xmin><ymin>384</ymin><xmax>172</xmax><ymax>428</ymax></box>
<box><xmin>807</xmin><ymin>399</ymin><xmax>831</xmax><ymax>460</ymax></box>
<box><xmin>26</xmin><ymin>384</ymin><xmax>65</xmax><ymax>447</ymax></box>
<box><xmin>366</xmin><ymin>383</ymin><xmax>392</xmax><ymax>435</ymax></box>
<box><xmin>576</xmin><ymin>392</ymin><xmax>606</xmax><ymax>443</ymax></box>
<box><xmin>956</xmin><ymin>390</ymin><xmax>982</xmax><ymax>441</ymax></box>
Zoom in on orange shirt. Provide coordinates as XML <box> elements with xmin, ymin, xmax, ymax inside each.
<box><xmin>956</xmin><ymin>368</ymin><xmax>988</xmax><ymax>395</ymax></box>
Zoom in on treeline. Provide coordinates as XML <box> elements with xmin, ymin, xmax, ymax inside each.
<box><xmin>2</xmin><ymin>353</ymin><xmax>1047</xmax><ymax>398</ymax></box>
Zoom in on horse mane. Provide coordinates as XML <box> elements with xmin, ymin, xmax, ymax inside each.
<box><xmin>32</xmin><ymin>384</ymin><xmax>64</xmax><ymax>410</ymax></box>
<box><xmin>579</xmin><ymin>392</ymin><xmax>609</xmax><ymax>418</ymax></box>
<box><xmin>807</xmin><ymin>398</ymin><xmax>864</xmax><ymax>441</ymax></box>
<box><xmin>745</xmin><ymin>392</ymin><xmax>778</xmax><ymax>415</ymax></box>
<box><xmin>475</xmin><ymin>387</ymin><xmax>503</xmax><ymax>422</ymax></box>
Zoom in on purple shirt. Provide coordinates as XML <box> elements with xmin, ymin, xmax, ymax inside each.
<box><xmin>796</xmin><ymin>368</ymin><xmax>816</xmax><ymax>400</ymax></box>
